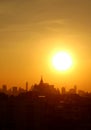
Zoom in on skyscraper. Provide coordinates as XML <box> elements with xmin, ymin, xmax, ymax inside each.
<box><xmin>26</xmin><ymin>82</ymin><xmax>28</xmax><ymax>92</ymax></box>
<box><xmin>2</xmin><ymin>85</ymin><xmax>7</xmax><ymax>94</ymax></box>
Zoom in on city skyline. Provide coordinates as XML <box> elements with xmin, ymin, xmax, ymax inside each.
<box><xmin>0</xmin><ymin>77</ymin><xmax>90</xmax><ymax>96</ymax></box>
<box><xmin>0</xmin><ymin>0</ymin><xmax>91</xmax><ymax>91</ymax></box>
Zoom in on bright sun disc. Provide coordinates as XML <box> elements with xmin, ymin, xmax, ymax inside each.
<box><xmin>52</xmin><ymin>51</ymin><xmax>72</xmax><ymax>71</ymax></box>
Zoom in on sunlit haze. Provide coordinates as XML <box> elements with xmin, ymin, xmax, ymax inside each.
<box><xmin>0</xmin><ymin>0</ymin><xmax>91</xmax><ymax>91</ymax></box>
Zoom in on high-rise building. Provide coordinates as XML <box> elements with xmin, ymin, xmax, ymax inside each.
<box><xmin>2</xmin><ymin>85</ymin><xmax>7</xmax><ymax>94</ymax></box>
<box><xmin>61</xmin><ymin>87</ymin><xmax>66</xmax><ymax>95</ymax></box>
<box><xmin>32</xmin><ymin>77</ymin><xmax>57</xmax><ymax>95</ymax></box>
<box><xmin>12</xmin><ymin>86</ymin><xmax>18</xmax><ymax>96</ymax></box>
<box><xmin>26</xmin><ymin>82</ymin><xmax>28</xmax><ymax>92</ymax></box>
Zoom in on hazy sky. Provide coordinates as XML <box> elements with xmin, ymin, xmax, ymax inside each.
<box><xmin>0</xmin><ymin>0</ymin><xmax>91</xmax><ymax>91</ymax></box>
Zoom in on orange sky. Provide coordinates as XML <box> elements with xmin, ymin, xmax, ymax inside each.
<box><xmin>0</xmin><ymin>0</ymin><xmax>91</xmax><ymax>91</ymax></box>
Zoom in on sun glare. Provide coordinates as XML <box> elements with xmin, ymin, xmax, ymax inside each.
<box><xmin>52</xmin><ymin>51</ymin><xmax>72</xmax><ymax>71</ymax></box>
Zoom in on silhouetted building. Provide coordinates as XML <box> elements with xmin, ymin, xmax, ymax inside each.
<box><xmin>78</xmin><ymin>90</ymin><xmax>86</xmax><ymax>96</ymax></box>
<box><xmin>19</xmin><ymin>87</ymin><xmax>25</xmax><ymax>94</ymax></box>
<box><xmin>26</xmin><ymin>82</ymin><xmax>28</xmax><ymax>92</ymax></box>
<box><xmin>2</xmin><ymin>84</ymin><xmax>7</xmax><ymax>94</ymax></box>
<box><xmin>39</xmin><ymin>76</ymin><xmax>43</xmax><ymax>85</ymax></box>
<box><xmin>61</xmin><ymin>87</ymin><xmax>66</xmax><ymax>95</ymax></box>
<box><xmin>68</xmin><ymin>85</ymin><xmax>77</xmax><ymax>94</ymax></box>
<box><xmin>31</xmin><ymin>77</ymin><xmax>58</xmax><ymax>95</ymax></box>
<box><xmin>12</xmin><ymin>86</ymin><xmax>18</xmax><ymax>96</ymax></box>
<box><xmin>8</xmin><ymin>88</ymin><xmax>12</xmax><ymax>95</ymax></box>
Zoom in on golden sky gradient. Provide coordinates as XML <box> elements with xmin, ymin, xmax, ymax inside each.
<box><xmin>0</xmin><ymin>0</ymin><xmax>91</xmax><ymax>91</ymax></box>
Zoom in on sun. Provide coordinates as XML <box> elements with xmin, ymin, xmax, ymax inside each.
<box><xmin>52</xmin><ymin>51</ymin><xmax>72</xmax><ymax>71</ymax></box>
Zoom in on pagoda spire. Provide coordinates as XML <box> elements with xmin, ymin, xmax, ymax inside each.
<box><xmin>39</xmin><ymin>76</ymin><xmax>44</xmax><ymax>85</ymax></box>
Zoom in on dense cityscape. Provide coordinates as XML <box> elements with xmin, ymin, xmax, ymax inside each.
<box><xmin>0</xmin><ymin>78</ymin><xmax>91</xmax><ymax>130</ymax></box>
<box><xmin>0</xmin><ymin>77</ymin><xmax>90</xmax><ymax>97</ymax></box>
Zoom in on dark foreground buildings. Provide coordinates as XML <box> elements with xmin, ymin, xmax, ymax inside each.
<box><xmin>0</xmin><ymin>79</ymin><xmax>91</xmax><ymax>130</ymax></box>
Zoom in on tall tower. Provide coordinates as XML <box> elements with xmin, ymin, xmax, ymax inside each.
<box><xmin>26</xmin><ymin>82</ymin><xmax>28</xmax><ymax>92</ymax></box>
<box><xmin>39</xmin><ymin>76</ymin><xmax>44</xmax><ymax>85</ymax></box>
